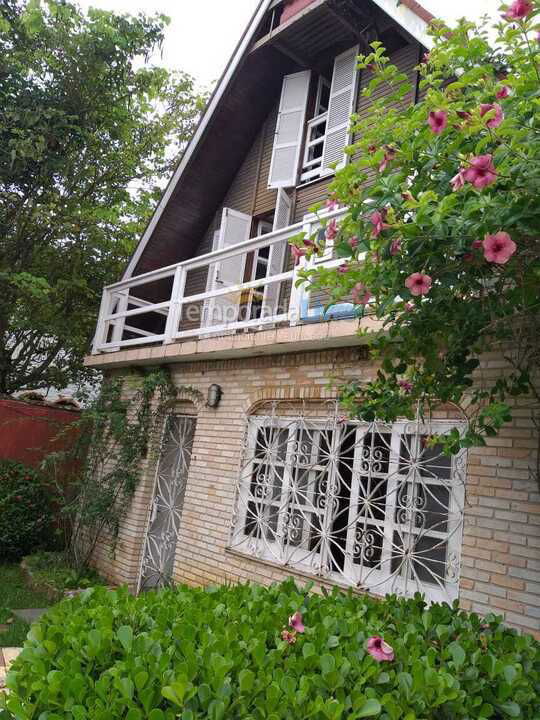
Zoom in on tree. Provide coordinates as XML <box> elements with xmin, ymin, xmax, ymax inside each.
<box><xmin>295</xmin><ymin>1</ymin><xmax>540</xmax><ymax>453</ymax></box>
<box><xmin>0</xmin><ymin>0</ymin><xmax>206</xmax><ymax>395</ymax></box>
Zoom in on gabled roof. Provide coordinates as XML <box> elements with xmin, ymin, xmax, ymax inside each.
<box><xmin>123</xmin><ymin>0</ymin><xmax>434</xmax><ymax>280</ymax></box>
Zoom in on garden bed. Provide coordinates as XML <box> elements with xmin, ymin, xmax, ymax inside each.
<box><xmin>21</xmin><ymin>552</ymin><xmax>107</xmax><ymax>601</ymax></box>
<box><xmin>1</xmin><ymin>580</ymin><xmax>538</xmax><ymax>719</ymax></box>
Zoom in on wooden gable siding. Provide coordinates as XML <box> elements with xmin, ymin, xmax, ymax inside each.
<box><xmin>180</xmin><ymin>40</ymin><xmax>420</xmax><ymax>329</ymax></box>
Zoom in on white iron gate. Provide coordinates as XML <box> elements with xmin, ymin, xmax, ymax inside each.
<box><xmin>138</xmin><ymin>414</ymin><xmax>196</xmax><ymax>591</ymax></box>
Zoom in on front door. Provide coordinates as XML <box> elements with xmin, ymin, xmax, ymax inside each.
<box><xmin>138</xmin><ymin>414</ymin><xmax>196</xmax><ymax>591</ymax></box>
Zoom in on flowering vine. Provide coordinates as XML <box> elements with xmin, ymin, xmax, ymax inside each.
<box><xmin>292</xmin><ymin>3</ymin><xmax>540</xmax><ymax>456</ymax></box>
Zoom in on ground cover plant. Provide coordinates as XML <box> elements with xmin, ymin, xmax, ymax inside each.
<box><xmin>23</xmin><ymin>551</ymin><xmax>106</xmax><ymax>594</ymax></box>
<box><xmin>1</xmin><ymin>581</ymin><xmax>538</xmax><ymax>719</ymax></box>
<box><xmin>0</xmin><ymin>564</ymin><xmax>51</xmax><ymax>648</ymax></box>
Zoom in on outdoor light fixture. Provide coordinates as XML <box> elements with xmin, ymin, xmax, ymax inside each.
<box><xmin>207</xmin><ymin>384</ymin><xmax>222</xmax><ymax>408</ymax></box>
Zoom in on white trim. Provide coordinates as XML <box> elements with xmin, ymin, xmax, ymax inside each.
<box><xmin>371</xmin><ymin>0</ymin><xmax>433</xmax><ymax>49</ymax></box>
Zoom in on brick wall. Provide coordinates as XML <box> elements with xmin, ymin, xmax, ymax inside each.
<box><xmin>91</xmin><ymin>347</ymin><xmax>539</xmax><ymax>639</ymax></box>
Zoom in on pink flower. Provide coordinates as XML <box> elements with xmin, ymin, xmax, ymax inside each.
<box><xmin>352</xmin><ymin>283</ymin><xmax>372</xmax><ymax>305</ymax></box>
<box><xmin>405</xmin><ymin>273</ymin><xmax>432</xmax><ymax>296</ymax></box>
<box><xmin>398</xmin><ymin>380</ymin><xmax>413</xmax><ymax>393</ymax></box>
<box><xmin>379</xmin><ymin>147</ymin><xmax>396</xmax><ymax>172</ymax></box>
<box><xmin>472</xmin><ymin>239</ymin><xmax>483</xmax><ymax>250</ymax></box>
<box><xmin>338</xmin><ymin>263</ymin><xmax>349</xmax><ymax>274</ymax></box>
<box><xmin>326</xmin><ymin>218</ymin><xmax>338</xmax><ymax>240</ymax></box>
<box><xmin>480</xmin><ymin>103</ymin><xmax>504</xmax><ymax>128</ymax></box>
<box><xmin>326</xmin><ymin>197</ymin><xmax>338</xmax><ymax>211</ymax></box>
<box><xmin>504</xmin><ymin>0</ymin><xmax>533</xmax><ymax>20</ymax></box>
<box><xmin>423</xmin><ymin>52</ymin><xmax>430</xmax><ymax>63</ymax></box>
<box><xmin>370</xmin><ymin>210</ymin><xmax>389</xmax><ymax>237</ymax></box>
<box><xmin>281</xmin><ymin>630</ymin><xmax>297</xmax><ymax>645</ymax></box>
<box><xmin>462</xmin><ymin>154</ymin><xmax>497</xmax><ymax>189</ymax></box>
<box><xmin>390</xmin><ymin>238</ymin><xmax>402</xmax><ymax>256</ymax></box>
<box><xmin>337</xmin><ymin>415</ymin><xmax>348</xmax><ymax>424</ymax></box>
<box><xmin>348</xmin><ymin>235</ymin><xmax>359</xmax><ymax>249</ymax></box>
<box><xmin>450</xmin><ymin>169</ymin><xmax>466</xmax><ymax>191</ymax></box>
<box><xmin>291</xmin><ymin>245</ymin><xmax>306</xmax><ymax>264</ymax></box>
<box><xmin>483</xmin><ymin>231</ymin><xmax>517</xmax><ymax>264</ymax></box>
<box><xmin>404</xmin><ymin>302</ymin><xmax>414</xmax><ymax>312</ymax></box>
<box><xmin>428</xmin><ymin>110</ymin><xmax>448</xmax><ymax>134</ymax></box>
<box><xmin>289</xmin><ymin>612</ymin><xmax>305</xmax><ymax>633</ymax></box>
<box><xmin>367</xmin><ymin>637</ymin><xmax>395</xmax><ymax>662</ymax></box>
<box><xmin>496</xmin><ymin>85</ymin><xmax>510</xmax><ymax>99</ymax></box>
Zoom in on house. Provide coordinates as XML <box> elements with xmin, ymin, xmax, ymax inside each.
<box><xmin>85</xmin><ymin>0</ymin><xmax>540</xmax><ymax>638</ymax></box>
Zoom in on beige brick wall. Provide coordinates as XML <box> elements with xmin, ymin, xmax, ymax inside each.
<box><xmin>92</xmin><ymin>347</ymin><xmax>540</xmax><ymax>639</ymax></box>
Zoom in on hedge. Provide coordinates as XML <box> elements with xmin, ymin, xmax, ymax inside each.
<box><xmin>0</xmin><ymin>459</ymin><xmax>54</xmax><ymax>560</ymax></box>
<box><xmin>1</xmin><ymin>581</ymin><xmax>539</xmax><ymax>719</ymax></box>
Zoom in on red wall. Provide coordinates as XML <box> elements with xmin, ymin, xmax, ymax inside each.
<box><xmin>0</xmin><ymin>398</ymin><xmax>80</xmax><ymax>467</ymax></box>
<box><xmin>281</xmin><ymin>0</ymin><xmax>316</xmax><ymax>24</ymax></box>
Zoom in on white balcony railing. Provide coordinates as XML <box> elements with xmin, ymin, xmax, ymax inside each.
<box><xmin>92</xmin><ymin>208</ymin><xmax>349</xmax><ymax>354</ymax></box>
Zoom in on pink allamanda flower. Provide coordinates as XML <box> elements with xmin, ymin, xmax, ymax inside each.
<box><xmin>379</xmin><ymin>147</ymin><xmax>396</xmax><ymax>172</ymax></box>
<box><xmin>348</xmin><ymin>235</ymin><xmax>359</xmax><ymax>249</ymax></box>
<box><xmin>289</xmin><ymin>612</ymin><xmax>305</xmax><ymax>633</ymax></box>
<box><xmin>462</xmin><ymin>154</ymin><xmax>497</xmax><ymax>189</ymax></box>
<box><xmin>291</xmin><ymin>245</ymin><xmax>306</xmax><ymax>264</ymax></box>
<box><xmin>504</xmin><ymin>0</ymin><xmax>533</xmax><ymax>20</ymax></box>
<box><xmin>326</xmin><ymin>218</ymin><xmax>338</xmax><ymax>240</ymax></box>
<box><xmin>390</xmin><ymin>238</ymin><xmax>402</xmax><ymax>256</ymax></box>
<box><xmin>326</xmin><ymin>197</ymin><xmax>338</xmax><ymax>211</ymax></box>
<box><xmin>352</xmin><ymin>283</ymin><xmax>372</xmax><ymax>305</ymax></box>
<box><xmin>398</xmin><ymin>380</ymin><xmax>413</xmax><ymax>393</ymax></box>
<box><xmin>450</xmin><ymin>169</ymin><xmax>466</xmax><ymax>192</ymax></box>
<box><xmin>281</xmin><ymin>629</ymin><xmax>297</xmax><ymax>645</ymax></box>
<box><xmin>480</xmin><ymin>103</ymin><xmax>504</xmax><ymax>128</ymax></box>
<box><xmin>496</xmin><ymin>85</ymin><xmax>510</xmax><ymax>99</ymax></box>
<box><xmin>428</xmin><ymin>110</ymin><xmax>448</xmax><ymax>134</ymax></box>
<box><xmin>370</xmin><ymin>210</ymin><xmax>389</xmax><ymax>237</ymax></box>
<box><xmin>338</xmin><ymin>263</ymin><xmax>349</xmax><ymax>274</ymax></box>
<box><xmin>483</xmin><ymin>231</ymin><xmax>517</xmax><ymax>264</ymax></box>
<box><xmin>367</xmin><ymin>637</ymin><xmax>395</xmax><ymax>662</ymax></box>
<box><xmin>405</xmin><ymin>273</ymin><xmax>432</xmax><ymax>296</ymax></box>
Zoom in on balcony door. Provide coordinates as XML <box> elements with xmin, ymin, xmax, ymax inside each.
<box><xmin>202</xmin><ymin>207</ymin><xmax>251</xmax><ymax>333</ymax></box>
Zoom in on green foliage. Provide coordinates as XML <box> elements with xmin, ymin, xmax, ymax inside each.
<box><xmin>23</xmin><ymin>551</ymin><xmax>106</xmax><ymax>592</ymax></box>
<box><xmin>0</xmin><ymin>0</ymin><xmax>207</xmax><ymax>394</ymax></box>
<box><xmin>1</xmin><ymin>580</ymin><xmax>539</xmax><ymax>719</ymax></box>
<box><xmin>0</xmin><ymin>460</ymin><xmax>54</xmax><ymax>560</ymax></box>
<box><xmin>0</xmin><ymin>563</ymin><xmax>52</xmax><ymax>647</ymax></box>
<box><xmin>44</xmin><ymin>368</ymin><xmax>177</xmax><ymax>574</ymax></box>
<box><xmin>300</xmin><ymin>4</ymin><xmax>540</xmax><ymax>453</ymax></box>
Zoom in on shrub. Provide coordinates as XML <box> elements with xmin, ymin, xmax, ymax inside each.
<box><xmin>0</xmin><ymin>460</ymin><xmax>54</xmax><ymax>560</ymax></box>
<box><xmin>1</xmin><ymin>581</ymin><xmax>539</xmax><ymax>719</ymax></box>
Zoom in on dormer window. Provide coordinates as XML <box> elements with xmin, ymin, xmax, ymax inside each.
<box><xmin>268</xmin><ymin>45</ymin><xmax>360</xmax><ymax>190</ymax></box>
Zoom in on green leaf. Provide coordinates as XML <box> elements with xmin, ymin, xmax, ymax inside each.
<box><xmin>498</xmin><ymin>701</ymin><xmax>521</xmax><ymax>718</ymax></box>
<box><xmin>238</xmin><ymin>669</ymin><xmax>254</xmax><ymax>693</ymax></box>
<box><xmin>356</xmin><ymin>698</ymin><xmax>382</xmax><ymax>717</ymax></box>
<box><xmin>449</xmin><ymin>642</ymin><xmax>466</xmax><ymax>670</ymax></box>
<box><xmin>117</xmin><ymin>625</ymin><xmax>133</xmax><ymax>653</ymax></box>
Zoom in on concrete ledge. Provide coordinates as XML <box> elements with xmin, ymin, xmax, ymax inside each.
<box><xmin>85</xmin><ymin>317</ymin><xmax>383</xmax><ymax>370</ymax></box>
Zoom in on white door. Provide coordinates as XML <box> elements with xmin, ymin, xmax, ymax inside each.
<box><xmin>203</xmin><ymin>207</ymin><xmax>251</xmax><ymax>332</ymax></box>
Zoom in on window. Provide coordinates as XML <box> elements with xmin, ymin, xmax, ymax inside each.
<box><xmin>230</xmin><ymin>408</ymin><xmax>466</xmax><ymax>603</ymax></box>
<box><xmin>300</xmin><ymin>76</ymin><xmax>330</xmax><ymax>183</ymax></box>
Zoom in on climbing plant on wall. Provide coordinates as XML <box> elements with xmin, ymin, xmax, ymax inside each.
<box><xmin>293</xmin><ymin>2</ymin><xmax>540</xmax><ymax>460</ymax></box>
<box><xmin>44</xmin><ymin>368</ymin><xmax>180</xmax><ymax>575</ymax></box>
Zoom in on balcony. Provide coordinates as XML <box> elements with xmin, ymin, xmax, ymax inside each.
<box><xmin>90</xmin><ymin>208</ymin><xmax>376</xmax><ymax>362</ymax></box>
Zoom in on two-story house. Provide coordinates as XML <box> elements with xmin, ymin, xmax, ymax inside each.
<box><xmin>86</xmin><ymin>0</ymin><xmax>539</xmax><ymax>638</ymax></box>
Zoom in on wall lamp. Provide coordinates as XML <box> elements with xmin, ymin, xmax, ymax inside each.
<box><xmin>207</xmin><ymin>384</ymin><xmax>223</xmax><ymax>409</ymax></box>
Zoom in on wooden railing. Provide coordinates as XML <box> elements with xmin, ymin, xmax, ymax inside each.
<box><xmin>92</xmin><ymin>208</ymin><xmax>348</xmax><ymax>354</ymax></box>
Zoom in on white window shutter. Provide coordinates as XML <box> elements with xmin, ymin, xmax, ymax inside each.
<box><xmin>262</xmin><ymin>189</ymin><xmax>291</xmax><ymax>317</ymax></box>
<box><xmin>322</xmin><ymin>45</ymin><xmax>359</xmax><ymax>172</ymax></box>
<box><xmin>203</xmin><ymin>208</ymin><xmax>251</xmax><ymax>332</ymax></box>
<box><xmin>268</xmin><ymin>70</ymin><xmax>311</xmax><ymax>189</ymax></box>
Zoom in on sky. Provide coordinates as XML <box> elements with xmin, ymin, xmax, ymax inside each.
<box><xmin>77</xmin><ymin>0</ymin><xmax>501</xmax><ymax>88</ymax></box>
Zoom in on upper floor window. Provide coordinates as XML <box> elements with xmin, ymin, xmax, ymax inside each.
<box><xmin>230</xmin><ymin>404</ymin><xmax>466</xmax><ymax>604</ymax></box>
<box><xmin>268</xmin><ymin>45</ymin><xmax>360</xmax><ymax>190</ymax></box>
